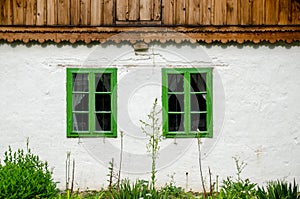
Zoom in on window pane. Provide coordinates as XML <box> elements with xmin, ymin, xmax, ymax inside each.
<box><xmin>72</xmin><ymin>74</ymin><xmax>88</xmax><ymax>92</ymax></box>
<box><xmin>72</xmin><ymin>93</ymin><xmax>88</xmax><ymax>111</ymax></box>
<box><xmin>190</xmin><ymin>94</ymin><xmax>206</xmax><ymax>112</ymax></box>
<box><xmin>191</xmin><ymin>113</ymin><xmax>206</xmax><ymax>131</ymax></box>
<box><xmin>168</xmin><ymin>74</ymin><xmax>184</xmax><ymax>92</ymax></box>
<box><xmin>168</xmin><ymin>114</ymin><xmax>184</xmax><ymax>132</ymax></box>
<box><xmin>73</xmin><ymin>113</ymin><xmax>89</xmax><ymax>131</ymax></box>
<box><xmin>95</xmin><ymin>113</ymin><xmax>111</xmax><ymax>131</ymax></box>
<box><xmin>95</xmin><ymin>94</ymin><xmax>111</xmax><ymax>111</ymax></box>
<box><xmin>191</xmin><ymin>73</ymin><xmax>206</xmax><ymax>92</ymax></box>
<box><xmin>95</xmin><ymin>73</ymin><xmax>111</xmax><ymax>92</ymax></box>
<box><xmin>168</xmin><ymin>94</ymin><xmax>184</xmax><ymax>112</ymax></box>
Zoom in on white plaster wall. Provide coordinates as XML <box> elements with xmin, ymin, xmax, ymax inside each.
<box><xmin>0</xmin><ymin>41</ymin><xmax>299</xmax><ymax>191</ymax></box>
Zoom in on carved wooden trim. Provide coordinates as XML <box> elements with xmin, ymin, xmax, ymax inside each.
<box><xmin>0</xmin><ymin>26</ymin><xmax>299</xmax><ymax>44</ymax></box>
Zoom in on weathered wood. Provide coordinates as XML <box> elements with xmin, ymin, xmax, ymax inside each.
<box><xmin>91</xmin><ymin>0</ymin><xmax>103</xmax><ymax>25</ymax></box>
<box><xmin>265</xmin><ymin>0</ymin><xmax>279</xmax><ymax>24</ymax></box>
<box><xmin>226</xmin><ymin>0</ymin><xmax>238</xmax><ymax>25</ymax></box>
<box><xmin>239</xmin><ymin>0</ymin><xmax>250</xmax><ymax>24</ymax></box>
<box><xmin>187</xmin><ymin>0</ymin><xmax>200</xmax><ymax>24</ymax></box>
<box><xmin>36</xmin><ymin>0</ymin><xmax>46</xmax><ymax>25</ymax></box>
<box><xmin>213</xmin><ymin>0</ymin><xmax>226</xmax><ymax>25</ymax></box>
<box><xmin>252</xmin><ymin>0</ymin><xmax>265</xmax><ymax>24</ymax></box>
<box><xmin>25</xmin><ymin>0</ymin><xmax>37</xmax><ymax>25</ymax></box>
<box><xmin>291</xmin><ymin>0</ymin><xmax>300</xmax><ymax>24</ymax></box>
<box><xmin>153</xmin><ymin>0</ymin><xmax>161</xmax><ymax>20</ymax></box>
<box><xmin>175</xmin><ymin>0</ymin><xmax>186</xmax><ymax>24</ymax></box>
<box><xmin>13</xmin><ymin>0</ymin><xmax>24</xmax><ymax>25</ymax></box>
<box><xmin>163</xmin><ymin>0</ymin><xmax>175</xmax><ymax>24</ymax></box>
<box><xmin>47</xmin><ymin>0</ymin><xmax>57</xmax><ymax>25</ymax></box>
<box><xmin>128</xmin><ymin>0</ymin><xmax>139</xmax><ymax>20</ymax></box>
<box><xmin>0</xmin><ymin>0</ymin><xmax>13</xmax><ymax>25</ymax></box>
<box><xmin>103</xmin><ymin>0</ymin><xmax>114</xmax><ymax>24</ymax></box>
<box><xmin>70</xmin><ymin>0</ymin><xmax>80</xmax><ymax>25</ymax></box>
<box><xmin>202</xmin><ymin>0</ymin><xmax>212</xmax><ymax>25</ymax></box>
<box><xmin>116</xmin><ymin>0</ymin><xmax>127</xmax><ymax>20</ymax></box>
<box><xmin>80</xmin><ymin>0</ymin><xmax>91</xmax><ymax>25</ymax></box>
<box><xmin>140</xmin><ymin>0</ymin><xmax>152</xmax><ymax>20</ymax></box>
<box><xmin>58</xmin><ymin>0</ymin><xmax>70</xmax><ymax>25</ymax></box>
<box><xmin>278</xmin><ymin>0</ymin><xmax>290</xmax><ymax>24</ymax></box>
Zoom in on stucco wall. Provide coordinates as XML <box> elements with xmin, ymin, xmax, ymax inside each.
<box><xmin>0</xmin><ymin>40</ymin><xmax>299</xmax><ymax>191</ymax></box>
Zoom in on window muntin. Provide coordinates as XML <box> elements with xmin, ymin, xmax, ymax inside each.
<box><xmin>162</xmin><ymin>68</ymin><xmax>212</xmax><ymax>138</ymax></box>
<box><xmin>67</xmin><ymin>68</ymin><xmax>117</xmax><ymax>138</ymax></box>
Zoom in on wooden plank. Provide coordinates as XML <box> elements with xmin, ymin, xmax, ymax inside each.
<box><xmin>91</xmin><ymin>0</ymin><xmax>103</xmax><ymax>25</ymax></box>
<box><xmin>162</xmin><ymin>0</ymin><xmax>175</xmax><ymax>24</ymax></box>
<box><xmin>116</xmin><ymin>0</ymin><xmax>128</xmax><ymax>20</ymax></box>
<box><xmin>226</xmin><ymin>0</ymin><xmax>238</xmax><ymax>25</ymax></box>
<box><xmin>187</xmin><ymin>0</ymin><xmax>200</xmax><ymax>25</ymax></box>
<box><xmin>140</xmin><ymin>0</ymin><xmax>152</xmax><ymax>20</ymax></box>
<box><xmin>25</xmin><ymin>0</ymin><xmax>37</xmax><ymax>25</ymax></box>
<box><xmin>128</xmin><ymin>0</ymin><xmax>139</xmax><ymax>20</ymax></box>
<box><xmin>265</xmin><ymin>0</ymin><xmax>279</xmax><ymax>24</ymax></box>
<box><xmin>175</xmin><ymin>0</ymin><xmax>186</xmax><ymax>24</ymax></box>
<box><xmin>36</xmin><ymin>0</ymin><xmax>46</xmax><ymax>25</ymax></box>
<box><xmin>0</xmin><ymin>0</ymin><xmax>13</xmax><ymax>25</ymax></box>
<box><xmin>202</xmin><ymin>0</ymin><xmax>212</xmax><ymax>25</ymax></box>
<box><xmin>278</xmin><ymin>0</ymin><xmax>290</xmax><ymax>24</ymax></box>
<box><xmin>47</xmin><ymin>0</ymin><xmax>57</xmax><ymax>25</ymax></box>
<box><xmin>70</xmin><ymin>0</ymin><xmax>80</xmax><ymax>25</ymax></box>
<box><xmin>103</xmin><ymin>0</ymin><xmax>114</xmax><ymax>24</ymax></box>
<box><xmin>13</xmin><ymin>0</ymin><xmax>24</xmax><ymax>25</ymax></box>
<box><xmin>291</xmin><ymin>0</ymin><xmax>300</xmax><ymax>24</ymax></box>
<box><xmin>57</xmin><ymin>0</ymin><xmax>70</xmax><ymax>25</ymax></box>
<box><xmin>153</xmin><ymin>0</ymin><xmax>161</xmax><ymax>20</ymax></box>
<box><xmin>240</xmin><ymin>0</ymin><xmax>250</xmax><ymax>24</ymax></box>
<box><xmin>251</xmin><ymin>0</ymin><xmax>265</xmax><ymax>24</ymax></box>
<box><xmin>80</xmin><ymin>0</ymin><xmax>91</xmax><ymax>25</ymax></box>
<box><xmin>213</xmin><ymin>0</ymin><xmax>226</xmax><ymax>25</ymax></box>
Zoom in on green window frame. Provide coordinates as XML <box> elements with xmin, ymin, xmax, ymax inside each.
<box><xmin>67</xmin><ymin>68</ymin><xmax>117</xmax><ymax>138</ymax></box>
<box><xmin>162</xmin><ymin>68</ymin><xmax>213</xmax><ymax>138</ymax></box>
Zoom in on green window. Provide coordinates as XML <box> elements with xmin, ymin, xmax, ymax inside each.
<box><xmin>67</xmin><ymin>68</ymin><xmax>117</xmax><ymax>138</ymax></box>
<box><xmin>162</xmin><ymin>68</ymin><xmax>213</xmax><ymax>138</ymax></box>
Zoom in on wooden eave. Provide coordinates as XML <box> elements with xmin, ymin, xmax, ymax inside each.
<box><xmin>1</xmin><ymin>25</ymin><xmax>300</xmax><ymax>44</ymax></box>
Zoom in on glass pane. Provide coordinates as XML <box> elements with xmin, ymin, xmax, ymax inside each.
<box><xmin>191</xmin><ymin>113</ymin><xmax>207</xmax><ymax>131</ymax></box>
<box><xmin>191</xmin><ymin>73</ymin><xmax>206</xmax><ymax>92</ymax></box>
<box><xmin>73</xmin><ymin>113</ymin><xmax>88</xmax><ymax>131</ymax></box>
<box><xmin>168</xmin><ymin>74</ymin><xmax>184</xmax><ymax>92</ymax></box>
<box><xmin>95</xmin><ymin>73</ymin><xmax>111</xmax><ymax>92</ymax></box>
<box><xmin>72</xmin><ymin>93</ymin><xmax>88</xmax><ymax>111</ymax></box>
<box><xmin>191</xmin><ymin>94</ymin><xmax>206</xmax><ymax>112</ymax></box>
<box><xmin>72</xmin><ymin>74</ymin><xmax>88</xmax><ymax>92</ymax></box>
<box><xmin>168</xmin><ymin>94</ymin><xmax>184</xmax><ymax>112</ymax></box>
<box><xmin>168</xmin><ymin>114</ymin><xmax>184</xmax><ymax>132</ymax></box>
<box><xmin>95</xmin><ymin>94</ymin><xmax>111</xmax><ymax>111</ymax></box>
<box><xmin>95</xmin><ymin>113</ymin><xmax>111</xmax><ymax>131</ymax></box>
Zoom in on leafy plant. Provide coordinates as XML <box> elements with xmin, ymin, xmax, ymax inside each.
<box><xmin>218</xmin><ymin>157</ymin><xmax>257</xmax><ymax>199</ymax></box>
<box><xmin>256</xmin><ymin>179</ymin><xmax>300</xmax><ymax>199</ymax></box>
<box><xmin>0</xmin><ymin>140</ymin><xmax>59</xmax><ymax>199</ymax></box>
<box><xmin>140</xmin><ymin>98</ymin><xmax>162</xmax><ymax>189</ymax></box>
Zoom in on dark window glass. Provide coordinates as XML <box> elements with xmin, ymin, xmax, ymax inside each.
<box><xmin>191</xmin><ymin>113</ymin><xmax>206</xmax><ymax>131</ymax></box>
<box><xmin>72</xmin><ymin>93</ymin><xmax>89</xmax><ymax>111</ymax></box>
<box><xmin>168</xmin><ymin>114</ymin><xmax>184</xmax><ymax>132</ymax></box>
<box><xmin>95</xmin><ymin>73</ymin><xmax>111</xmax><ymax>92</ymax></box>
<box><xmin>95</xmin><ymin>94</ymin><xmax>111</xmax><ymax>111</ymax></box>
<box><xmin>95</xmin><ymin>113</ymin><xmax>111</xmax><ymax>131</ymax></box>
<box><xmin>73</xmin><ymin>113</ymin><xmax>89</xmax><ymax>131</ymax></box>
<box><xmin>168</xmin><ymin>94</ymin><xmax>184</xmax><ymax>112</ymax></box>
<box><xmin>191</xmin><ymin>73</ymin><xmax>206</xmax><ymax>92</ymax></box>
<box><xmin>73</xmin><ymin>74</ymin><xmax>88</xmax><ymax>92</ymax></box>
<box><xmin>190</xmin><ymin>94</ymin><xmax>206</xmax><ymax>112</ymax></box>
<box><xmin>168</xmin><ymin>74</ymin><xmax>184</xmax><ymax>92</ymax></box>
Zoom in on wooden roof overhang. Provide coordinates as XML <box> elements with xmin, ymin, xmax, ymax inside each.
<box><xmin>1</xmin><ymin>25</ymin><xmax>300</xmax><ymax>44</ymax></box>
